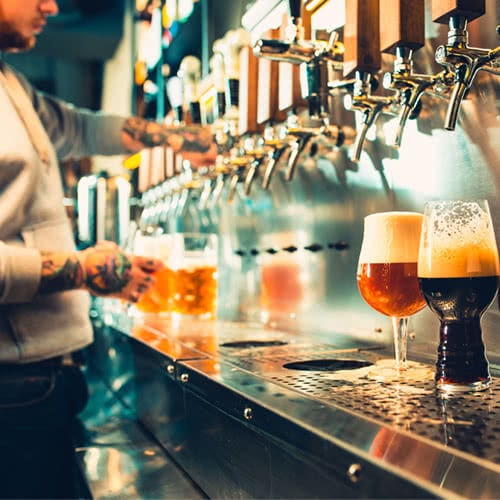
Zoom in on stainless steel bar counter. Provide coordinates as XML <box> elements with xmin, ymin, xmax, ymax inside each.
<box><xmin>85</xmin><ymin>301</ymin><xmax>500</xmax><ymax>499</ymax></box>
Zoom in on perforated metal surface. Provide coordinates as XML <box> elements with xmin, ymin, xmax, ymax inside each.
<box><xmin>218</xmin><ymin>343</ymin><xmax>500</xmax><ymax>466</ymax></box>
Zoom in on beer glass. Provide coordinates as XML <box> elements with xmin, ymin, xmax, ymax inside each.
<box><xmin>418</xmin><ymin>200</ymin><xmax>499</xmax><ymax>393</ymax></box>
<box><xmin>132</xmin><ymin>233</ymin><xmax>173</xmax><ymax>315</ymax></box>
<box><xmin>168</xmin><ymin>232</ymin><xmax>218</xmax><ymax>319</ymax></box>
<box><xmin>357</xmin><ymin>212</ymin><xmax>426</xmax><ymax>374</ymax></box>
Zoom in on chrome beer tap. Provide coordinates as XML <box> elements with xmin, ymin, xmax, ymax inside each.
<box><xmin>382</xmin><ymin>49</ymin><xmax>453</xmax><ymax>146</ymax></box>
<box><xmin>328</xmin><ymin>0</ymin><xmax>395</xmax><ymax>163</ymax></box>
<box><xmin>378</xmin><ymin>0</ymin><xmax>451</xmax><ymax>147</ymax></box>
<box><xmin>226</xmin><ymin>154</ymin><xmax>253</xmax><ymax>203</ymax></box>
<box><xmin>253</xmin><ymin>0</ymin><xmax>344</xmax><ymax>182</ymax></box>
<box><xmin>432</xmin><ymin>1</ymin><xmax>498</xmax><ymax>130</ymax></box>
<box><xmin>334</xmin><ymin>71</ymin><xmax>397</xmax><ymax>162</ymax></box>
<box><xmin>242</xmin><ymin>138</ymin><xmax>271</xmax><ymax>196</ymax></box>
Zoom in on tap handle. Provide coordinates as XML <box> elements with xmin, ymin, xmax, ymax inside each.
<box><xmin>288</xmin><ymin>0</ymin><xmax>302</xmax><ymax>22</ymax></box>
<box><xmin>344</xmin><ymin>0</ymin><xmax>381</xmax><ymax>77</ymax></box>
<box><xmin>380</xmin><ymin>0</ymin><xmax>424</xmax><ymax>54</ymax></box>
<box><xmin>432</xmin><ymin>0</ymin><xmax>485</xmax><ymax>25</ymax></box>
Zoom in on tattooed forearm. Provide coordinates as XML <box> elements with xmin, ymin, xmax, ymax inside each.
<box><xmin>84</xmin><ymin>251</ymin><xmax>132</xmax><ymax>296</ymax></box>
<box><xmin>122</xmin><ymin>117</ymin><xmax>212</xmax><ymax>152</ymax></box>
<box><xmin>39</xmin><ymin>252</ymin><xmax>85</xmax><ymax>294</ymax></box>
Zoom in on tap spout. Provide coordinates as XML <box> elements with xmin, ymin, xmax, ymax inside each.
<box><xmin>262</xmin><ymin>145</ymin><xmax>288</xmax><ymax>190</ymax></box>
<box><xmin>253</xmin><ymin>39</ymin><xmax>315</xmax><ymax>64</ymax></box>
<box><xmin>434</xmin><ymin>16</ymin><xmax>498</xmax><ymax>130</ymax></box>
<box><xmin>285</xmin><ymin>134</ymin><xmax>312</xmax><ymax>182</ymax></box>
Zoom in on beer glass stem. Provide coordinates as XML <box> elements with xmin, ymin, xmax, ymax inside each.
<box><xmin>392</xmin><ymin>316</ymin><xmax>409</xmax><ymax>372</ymax></box>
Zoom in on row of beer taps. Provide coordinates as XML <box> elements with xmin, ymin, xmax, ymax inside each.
<box><xmin>138</xmin><ymin>0</ymin><xmax>500</xmax><ymax>234</ymax></box>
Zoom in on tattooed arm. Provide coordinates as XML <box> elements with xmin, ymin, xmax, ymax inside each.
<box><xmin>39</xmin><ymin>241</ymin><xmax>163</xmax><ymax>303</ymax></box>
<box><xmin>121</xmin><ymin>117</ymin><xmax>217</xmax><ymax>168</ymax></box>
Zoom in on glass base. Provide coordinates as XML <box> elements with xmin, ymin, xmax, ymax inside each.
<box><xmin>365</xmin><ymin>359</ymin><xmax>434</xmax><ymax>383</ymax></box>
<box><xmin>436</xmin><ymin>377</ymin><xmax>491</xmax><ymax>394</ymax></box>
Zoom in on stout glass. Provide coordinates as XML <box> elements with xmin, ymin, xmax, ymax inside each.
<box><xmin>357</xmin><ymin>212</ymin><xmax>426</xmax><ymax>374</ymax></box>
<box><xmin>418</xmin><ymin>200</ymin><xmax>499</xmax><ymax>393</ymax></box>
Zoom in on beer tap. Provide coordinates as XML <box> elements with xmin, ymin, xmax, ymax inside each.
<box><xmin>241</xmin><ymin>135</ymin><xmax>273</xmax><ymax>196</ymax></box>
<box><xmin>331</xmin><ymin>0</ymin><xmax>396</xmax><ymax>163</ymax></box>
<box><xmin>166</xmin><ymin>76</ymin><xmax>184</xmax><ymax>124</ymax></box>
<box><xmin>253</xmin><ymin>0</ymin><xmax>345</xmax><ymax>182</ymax></box>
<box><xmin>210</xmin><ymin>39</ymin><xmax>229</xmax><ymax>149</ymax></box>
<box><xmin>261</xmin><ymin>135</ymin><xmax>291</xmax><ymax>190</ymax></box>
<box><xmin>220</xmin><ymin>28</ymin><xmax>252</xmax><ymax>142</ymax></box>
<box><xmin>178</xmin><ymin>55</ymin><xmax>202</xmax><ymax>124</ymax></box>
<box><xmin>285</xmin><ymin>115</ymin><xmax>355</xmax><ymax>181</ymax></box>
<box><xmin>226</xmin><ymin>154</ymin><xmax>253</xmax><ymax>203</ymax></box>
<box><xmin>380</xmin><ymin>0</ymin><xmax>444</xmax><ymax>147</ymax></box>
<box><xmin>432</xmin><ymin>0</ymin><xmax>499</xmax><ymax>131</ymax></box>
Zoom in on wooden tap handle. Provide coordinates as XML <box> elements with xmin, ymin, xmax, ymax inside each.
<box><xmin>432</xmin><ymin>0</ymin><xmax>485</xmax><ymax>25</ymax></box>
<box><xmin>343</xmin><ymin>0</ymin><xmax>381</xmax><ymax>77</ymax></box>
<box><xmin>257</xmin><ymin>28</ymin><xmax>288</xmax><ymax>124</ymax></box>
<box><xmin>380</xmin><ymin>0</ymin><xmax>424</xmax><ymax>53</ymax></box>
<box><xmin>288</xmin><ymin>0</ymin><xmax>302</xmax><ymax>20</ymax></box>
<box><xmin>238</xmin><ymin>47</ymin><xmax>263</xmax><ymax>135</ymax></box>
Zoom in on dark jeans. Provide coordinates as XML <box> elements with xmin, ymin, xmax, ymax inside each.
<box><xmin>0</xmin><ymin>358</ymin><xmax>90</xmax><ymax>499</ymax></box>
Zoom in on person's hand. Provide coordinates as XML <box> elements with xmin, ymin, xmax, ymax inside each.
<box><xmin>78</xmin><ymin>241</ymin><xmax>164</xmax><ymax>303</ymax></box>
<box><xmin>121</xmin><ymin>117</ymin><xmax>217</xmax><ymax>167</ymax></box>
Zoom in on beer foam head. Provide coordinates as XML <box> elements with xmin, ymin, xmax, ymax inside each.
<box><xmin>418</xmin><ymin>200</ymin><xmax>500</xmax><ymax>277</ymax></box>
<box><xmin>359</xmin><ymin>211</ymin><xmax>423</xmax><ymax>264</ymax></box>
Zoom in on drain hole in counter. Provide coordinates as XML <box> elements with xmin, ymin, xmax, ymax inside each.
<box><xmin>283</xmin><ymin>359</ymin><xmax>373</xmax><ymax>371</ymax></box>
<box><xmin>221</xmin><ymin>340</ymin><xmax>288</xmax><ymax>349</ymax></box>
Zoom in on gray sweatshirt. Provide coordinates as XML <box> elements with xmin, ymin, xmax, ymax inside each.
<box><xmin>0</xmin><ymin>62</ymin><xmax>129</xmax><ymax>363</ymax></box>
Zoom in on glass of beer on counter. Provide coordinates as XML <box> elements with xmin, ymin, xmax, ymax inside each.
<box><xmin>131</xmin><ymin>233</ymin><xmax>173</xmax><ymax>315</ymax></box>
<box><xmin>357</xmin><ymin>211</ymin><xmax>427</xmax><ymax>375</ymax></box>
<box><xmin>418</xmin><ymin>200</ymin><xmax>499</xmax><ymax>393</ymax></box>
<box><xmin>168</xmin><ymin>233</ymin><xmax>218</xmax><ymax>319</ymax></box>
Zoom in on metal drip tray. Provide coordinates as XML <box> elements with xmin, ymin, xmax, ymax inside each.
<box><xmin>269</xmin><ymin>369</ymin><xmax>500</xmax><ymax>462</ymax></box>
<box><xmin>211</xmin><ymin>342</ymin><xmax>500</xmax><ymax>465</ymax></box>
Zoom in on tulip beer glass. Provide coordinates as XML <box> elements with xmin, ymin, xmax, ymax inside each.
<box><xmin>418</xmin><ymin>200</ymin><xmax>499</xmax><ymax>393</ymax></box>
<box><xmin>357</xmin><ymin>212</ymin><xmax>426</xmax><ymax>374</ymax></box>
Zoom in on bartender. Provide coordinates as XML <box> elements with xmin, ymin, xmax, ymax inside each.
<box><xmin>0</xmin><ymin>0</ymin><xmax>216</xmax><ymax>498</ymax></box>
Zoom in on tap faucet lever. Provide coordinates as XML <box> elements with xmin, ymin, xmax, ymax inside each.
<box><xmin>342</xmin><ymin>72</ymin><xmax>396</xmax><ymax>162</ymax></box>
<box><xmin>379</xmin><ymin>0</ymin><xmax>426</xmax><ymax>147</ymax></box>
<box><xmin>431</xmin><ymin>0</ymin><xmax>492</xmax><ymax>130</ymax></box>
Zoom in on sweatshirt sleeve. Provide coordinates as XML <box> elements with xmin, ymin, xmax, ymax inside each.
<box><xmin>0</xmin><ymin>243</ymin><xmax>42</xmax><ymax>304</ymax></box>
<box><xmin>13</xmin><ymin>68</ymin><xmax>130</xmax><ymax>160</ymax></box>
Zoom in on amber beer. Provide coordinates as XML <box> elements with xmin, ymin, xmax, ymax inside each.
<box><xmin>357</xmin><ymin>212</ymin><xmax>426</xmax><ymax>318</ymax></box>
<box><xmin>418</xmin><ymin>200</ymin><xmax>500</xmax><ymax>392</ymax></box>
<box><xmin>168</xmin><ymin>233</ymin><xmax>218</xmax><ymax>319</ymax></box>
<box><xmin>358</xmin><ymin>262</ymin><xmax>425</xmax><ymax>317</ymax></box>
<box><xmin>357</xmin><ymin>211</ymin><xmax>426</xmax><ymax>373</ymax></box>
<box><xmin>169</xmin><ymin>263</ymin><xmax>218</xmax><ymax>317</ymax></box>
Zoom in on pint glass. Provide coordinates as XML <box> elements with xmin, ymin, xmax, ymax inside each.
<box><xmin>168</xmin><ymin>233</ymin><xmax>218</xmax><ymax>319</ymax></box>
<box><xmin>357</xmin><ymin>211</ymin><xmax>426</xmax><ymax>374</ymax></box>
<box><xmin>132</xmin><ymin>233</ymin><xmax>173</xmax><ymax>315</ymax></box>
<box><xmin>418</xmin><ymin>200</ymin><xmax>500</xmax><ymax>393</ymax></box>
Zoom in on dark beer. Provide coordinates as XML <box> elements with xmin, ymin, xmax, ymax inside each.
<box><xmin>419</xmin><ymin>276</ymin><xmax>498</xmax><ymax>388</ymax></box>
<box><xmin>417</xmin><ymin>200</ymin><xmax>500</xmax><ymax>392</ymax></box>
